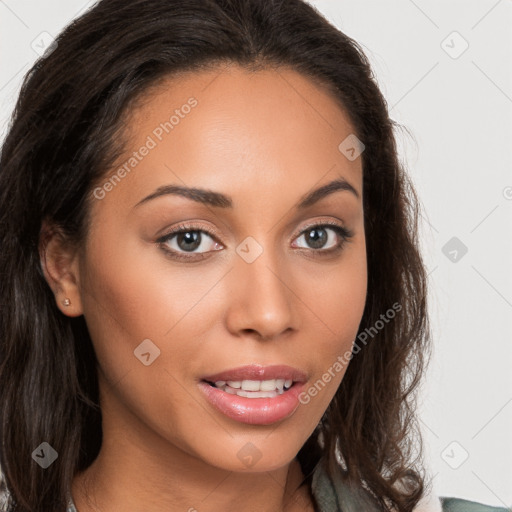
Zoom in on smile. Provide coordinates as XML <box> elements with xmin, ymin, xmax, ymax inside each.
<box><xmin>206</xmin><ymin>378</ymin><xmax>294</xmax><ymax>398</ymax></box>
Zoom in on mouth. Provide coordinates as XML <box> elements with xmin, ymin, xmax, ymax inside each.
<box><xmin>200</xmin><ymin>363</ymin><xmax>307</xmax><ymax>398</ymax></box>
<box><xmin>202</xmin><ymin>378</ymin><xmax>296</xmax><ymax>398</ymax></box>
<box><xmin>198</xmin><ymin>364</ymin><xmax>308</xmax><ymax>425</ymax></box>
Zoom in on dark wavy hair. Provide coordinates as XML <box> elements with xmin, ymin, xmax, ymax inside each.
<box><xmin>0</xmin><ymin>0</ymin><xmax>432</xmax><ymax>510</ymax></box>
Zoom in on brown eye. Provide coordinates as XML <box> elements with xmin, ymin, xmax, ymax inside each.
<box><xmin>157</xmin><ymin>223</ymin><xmax>223</xmax><ymax>261</ymax></box>
<box><xmin>172</xmin><ymin>230</ymin><xmax>203</xmax><ymax>252</ymax></box>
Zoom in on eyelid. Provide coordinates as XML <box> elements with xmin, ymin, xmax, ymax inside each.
<box><xmin>291</xmin><ymin>218</ymin><xmax>348</xmax><ymax>239</ymax></box>
<box><xmin>156</xmin><ymin>221</ymin><xmax>222</xmax><ymax>243</ymax></box>
<box><xmin>157</xmin><ymin>218</ymin><xmax>348</xmax><ymax>244</ymax></box>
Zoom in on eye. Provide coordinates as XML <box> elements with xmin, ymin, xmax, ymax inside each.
<box><xmin>292</xmin><ymin>222</ymin><xmax>353</xmax><ymax>253</ymax></box>
<box><xmin>156</xmin><ymin>221</ymin><xmax>354</xmax><ymax>262</ymax></box>
<box><xmin>157</xmin><ymin>223</ymin><xmax>223</xmax><ymax>261</ymax></box>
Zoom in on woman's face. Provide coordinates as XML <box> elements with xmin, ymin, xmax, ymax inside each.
<box><xmin>73</xmin><ymin>64</ymin><xmax>367</xmax><ymax>472</ymax></box>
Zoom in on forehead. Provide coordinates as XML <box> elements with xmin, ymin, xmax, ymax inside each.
<box><xmin>95</xmin><ymin>64</ymin><xmax>363</xmax><ymax>213</ymax></box>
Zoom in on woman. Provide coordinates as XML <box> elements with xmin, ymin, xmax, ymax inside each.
<box><xmin>0</xmin><ymin>1</ymin><xmax>508</xmax><ymax>511</ymax></box>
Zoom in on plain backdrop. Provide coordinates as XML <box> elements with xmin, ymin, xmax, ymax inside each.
<box><xmin>1</xmin><ymin>0</ymin><xmax>511</xmax><ymax>507</ymax></box>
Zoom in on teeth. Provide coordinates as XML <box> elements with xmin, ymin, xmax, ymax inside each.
<box><xmin>241</xmin><ymin>380</ymin><xmax>262</xmax><ymax>391</ymax></box>
<box><xmin>213</xmin><ymin>378</ymin><xmax>294</xmax><ymax>397</ymax></box>
<box><xmin>236</xmin><ymin>390</ymin><xmax>280</xmax><ymax>398</ymax></box>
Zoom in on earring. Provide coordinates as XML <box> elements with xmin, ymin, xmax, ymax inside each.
<box><xmin>62</xmin><ymin>298</ymin><xmax>71</xmax><ymax>307</ymax></box>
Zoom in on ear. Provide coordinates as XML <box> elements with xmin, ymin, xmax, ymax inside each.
<box><xmin>39</xmin><ymin>219</ymin><xmax>84</xmax><ymax>317</ymax></box>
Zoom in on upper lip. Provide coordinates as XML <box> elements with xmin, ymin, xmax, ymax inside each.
<box><xmin>201</xmin><ymin>364</ymin><xmax>308</xmax><ymax>383</ymax></box>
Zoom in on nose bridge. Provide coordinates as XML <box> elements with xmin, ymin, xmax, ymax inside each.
<box><xmin>225</xmin><ymin>234</ymin><xmax>297</xmax><ymax>338</ymax></box>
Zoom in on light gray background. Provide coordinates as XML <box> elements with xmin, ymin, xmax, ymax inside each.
<box><xmin>1</xmin><ymin>0</ymin><xmax>511</xmax><ymax>507</ymax></box>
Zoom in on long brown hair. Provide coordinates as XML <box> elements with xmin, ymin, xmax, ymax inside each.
<box><xmin>0</xmin><ymin>1</ymin><xmax>431</xmax><ymax>510</ymax></box>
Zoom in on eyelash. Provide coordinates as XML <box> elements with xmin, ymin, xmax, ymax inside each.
<box><xmin>156</xmin><ymin>220</ymin><xmax>354</xmax><ymax>262</ymax></box>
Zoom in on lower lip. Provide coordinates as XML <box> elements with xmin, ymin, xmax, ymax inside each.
<box><xmin>198</xmin><ymin>381</ymin><xmax>307</xmax><ymax>425</ymax></box>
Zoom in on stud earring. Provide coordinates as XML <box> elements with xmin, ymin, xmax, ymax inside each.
<box><xmin>62</xmin><ymin>298</ymin><xmax>71</xmax><ymax>307</ymax></box>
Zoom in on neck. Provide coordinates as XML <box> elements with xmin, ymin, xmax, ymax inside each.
<box><xmin>72</xmin><ymin>455</ymin><xmax>312</xmax><ymax>512</ymax></box>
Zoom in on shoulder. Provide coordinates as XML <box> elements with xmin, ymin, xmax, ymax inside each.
<box><xmin>441</xmin><ymin>497</ymin><xmax>511</xmax><ymax>512</ymax></box>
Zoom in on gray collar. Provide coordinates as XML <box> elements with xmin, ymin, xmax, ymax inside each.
<box><xmin>311</xmin><ymin>455</ymin><xmax>381</xmax><ymax>512</ymax></box>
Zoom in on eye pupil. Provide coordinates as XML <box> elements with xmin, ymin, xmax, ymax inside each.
<box><xmin>306</xmin><ymin>228</ymin><xmax>327</xmax><ymax>249</ymax></box>
<box><xmin>177</xmin><ymin>231</ymin><xmax>201</xmax><ymax>251</ymax></box>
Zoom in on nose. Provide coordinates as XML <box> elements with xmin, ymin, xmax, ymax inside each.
<box><xmin>224</xmin><ymin>245</ymin><xmax>300</xmax><ymax>341</ymax></box>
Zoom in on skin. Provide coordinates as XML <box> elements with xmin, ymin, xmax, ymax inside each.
<box><xmin>41</xmin><ymin>63</ymin><xmax>367</xmax><ymax>512</ymax></box>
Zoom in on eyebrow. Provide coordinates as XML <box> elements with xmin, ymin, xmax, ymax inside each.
<box><xmin>133</xmin><ymin>177</ymin><xmax>359</xmax><ymax>210</ymax></box>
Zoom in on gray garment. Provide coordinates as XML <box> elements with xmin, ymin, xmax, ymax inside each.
<box><xmin>310</xmin><ymin>455</ymin><xmax>382</xmax><ymax>511</ymax></box>
<box><xmin>308</xmin><ymin>456</ymin><xmax>511</xmax><ymax>512</ymax></box>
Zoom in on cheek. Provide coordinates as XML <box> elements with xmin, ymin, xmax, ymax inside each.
<box><xmin>295</xmin><ymin>242</ymin><xmax>367</xmax><ymax>408</ymax></box>
<box><xmin>78</xmin><ymin>224</ymin><xmax>213</xmax><ymax>439</ymax></box>
<box><xmin>297</xmin><ymin>239</ymin><xmax>367</xmax><ymax>345</ymax></box>
<box><xmin>78</xmin><ymin>221</ymin><xmax>175</xmax><ymax>380</ymax></box>
<box><xmin>78</xmin><ymin>219</ymin><xmax>224</xmax><ymax>384</ymax></box>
